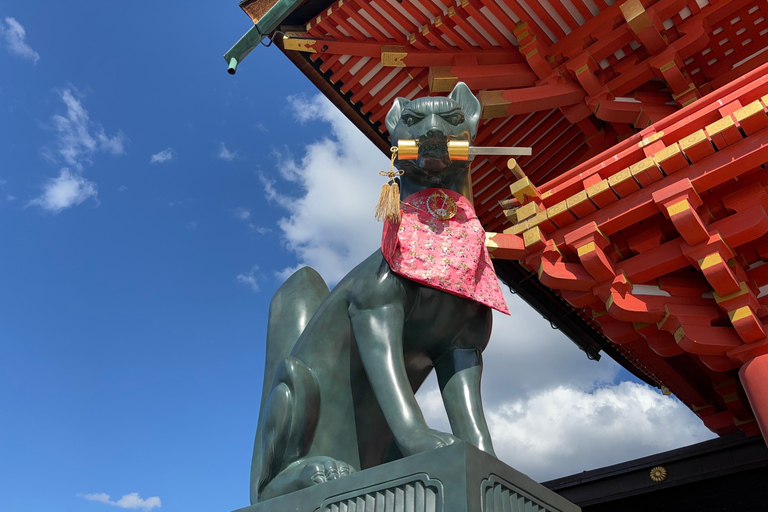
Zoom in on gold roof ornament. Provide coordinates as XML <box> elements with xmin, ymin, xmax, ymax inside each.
<box><xmin>649</xmin><ymin>466</ymin><xmax>668</xmax><ymax>483</ymax></box>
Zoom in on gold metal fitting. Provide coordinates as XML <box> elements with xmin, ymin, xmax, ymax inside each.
<box><xmin>649</xmin><ymin>466</ymin><xmax>668</xmax><ymax>482</ymax></box>
<box><xmin>507</xmin><ymin>158</ymin><xmax>525</xmax><ymax>179</ymax></box>
<box><xmin>397</xmin><ymin>140</ymin><xmax>419</xmax><ymax>160</ymax></box>
<box><xmin>447</xmin><ymin>140</ymin><xmax>470</xmax><ymax>161</ymax></box>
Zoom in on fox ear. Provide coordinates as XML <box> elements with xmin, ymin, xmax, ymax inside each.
<box><xmin>449</xmin><ymin>82</ymin><xmax>481</xmax><ymax>138</ymax></box>
<box><xmin>386</xmin><ymin>97</ymin><xmax>409</xmax><ymax>136</ymax></box>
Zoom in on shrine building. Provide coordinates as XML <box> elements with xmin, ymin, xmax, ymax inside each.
<box><xmin>226</xmin><ymin>0</ymin><xmax>768</xmax><ymax>508</ymax></box>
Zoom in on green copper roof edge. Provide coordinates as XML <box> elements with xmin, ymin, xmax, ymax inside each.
<box><xmin>223</xmin><ymin>0</ymin><xmax>303</xmax><ymax>74</ymax></box>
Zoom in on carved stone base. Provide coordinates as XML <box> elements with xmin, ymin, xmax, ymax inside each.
<box><xmin>233</xmin><ymin>442</ymin><xmax>580</xmax><ymax>512</ymax></box>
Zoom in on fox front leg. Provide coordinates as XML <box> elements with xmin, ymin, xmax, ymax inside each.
<box><xmin>435</xmin><ymin>348</ymin><xmax>496</xmax><ymax>457</ymax></box>
<box><xmin>434</xmin><ymin>306</ymin><xmax>496</xmax><ymax>457</ymax></box>
<box><xmin>348</xmin><ymin>273</ymin><xmax>459</xmax><ymax>455</ymax></box>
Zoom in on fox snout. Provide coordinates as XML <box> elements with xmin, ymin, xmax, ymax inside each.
<box><xmin>417</xmin><ymin>114</ymin><xmax>454</xmax><ymax>140</ymax></box>
<box><xmin>421</xmin><ymin>128</ymin><xmax>447</xmax><ymax>140</ymax></box>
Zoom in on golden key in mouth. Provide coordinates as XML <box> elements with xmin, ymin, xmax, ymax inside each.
<box><xmin>397</xmin><ymin>140</ymin><xmax>532</xmax><ymax>161</ymax></box>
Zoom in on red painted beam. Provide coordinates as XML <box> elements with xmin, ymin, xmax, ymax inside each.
<box><xmin>478</xmin><ymin>83</ymin><xmax>585</xmax><ymax>118</ymax></box>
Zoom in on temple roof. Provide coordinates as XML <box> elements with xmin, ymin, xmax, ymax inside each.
<box><xmin>234</xmin><ymin>0</ymin><xmax>768</xmax><ymax>231</ymax></box>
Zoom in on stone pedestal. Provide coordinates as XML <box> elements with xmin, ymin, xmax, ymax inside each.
<box><xmin>234</xmin><ymin>442</ymin><xmax>580</xmax><ymax>512</ymax></box>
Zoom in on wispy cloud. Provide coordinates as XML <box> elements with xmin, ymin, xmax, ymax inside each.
<box><xmin>218</xmin><ymin>142</ymin><xmax>238</xmax><ymax>162</ymax></box>
<box><xmin>49</xmin><ymin>88</ymin><xmax>127</xmax><ymax>170</ymax></box>
<box><xmin>0</xmin><ymin>179</ymin><xmax>13</xmax><ymax>201</ymax></box>
<box><xmin>259</xmin><ymin>173</ymin><xmax>289</xmax><ymax>209</ymax></box>
<box><xmin>79</xmin><ymin>492</ymin><xmax>161</xmax><ymax>511</ymax></box>
<box><xmin>28</xmin><ymin>169</ymin><xmax>98</xmax><ymax>213</ymax></box>
<box><xmin>1</xmin><ymin>17</ymin><xmax>39</xmax><ymax>64</ymax></box>
<box><xmin>149</xmin><ymin>148</ymin><xmax>174</xmax><ymax>164</ymax></box>
<box><xmin>232</xmin><ymin>207</ymin><xmax>251</xmax><ymax>221</ymax></box>
<box><xmin>30</xmin><ymin>88</ymin><xmax>126</xmax><ymax>212</ymax></box>
<box><xmin>237</xmin><ymin>264</ymin><xmax>260</xmax><ymax>292</ymax></box>
<box><xmin>231</xmin><ymin>207</ymin><xmax>270</xmax><ymax>234</ymax></box>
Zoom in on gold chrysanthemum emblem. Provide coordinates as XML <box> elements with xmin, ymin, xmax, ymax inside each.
<box><xmin>649</xmin><ymin>466</ymin><xmax>668</xmax><ymax>482</ymax></box>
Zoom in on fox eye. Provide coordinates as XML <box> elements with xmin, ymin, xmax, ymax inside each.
<box><xmin>402</xmin><ymin>114</ymin><xmax>418</xmax><ymax>127</ymax></box>
<box><xmin>445</xmin><ymin>113</ymin><xmax>465</xmax><ymax>125</ymax></box>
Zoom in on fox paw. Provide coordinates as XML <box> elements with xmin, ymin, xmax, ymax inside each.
<box><xmin>300</xmin><ymin>456</ymin><xmax>355</xmax><ymax>484</ymax></box>
<box><xmin>400</xmin><ymin>428</ymin><xmax>460</xmax><ymax>456</ymax></box>
<box><xmin>260</xmin><ymin>456</ymin><xmax>356</xmax><ymax>501</ymax></box>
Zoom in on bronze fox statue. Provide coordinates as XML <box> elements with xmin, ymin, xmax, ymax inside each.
<box><xmin>251</xmin><ymin>83</ymin><xmax>501</xmax><ymax>503</ymax></box>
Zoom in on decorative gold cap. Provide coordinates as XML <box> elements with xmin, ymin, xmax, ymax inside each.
<box><xmin>507</xmin><ymin>158</ymin><xmax>525</xmax><ymax>179</ymax></box>
<box><xmin>397</xmin><ymin>140</ymin><xmax>419</xmax><ymax>160</ymax></box>
<box><xmin>447</xmin><ymin>140</ymin><xmax>470</xmax><ymax>161</ymax></box>
<box><xmin>649</xmin><ymin>466</ymin><xmax>668</xmax><ymax>482</ymax></box>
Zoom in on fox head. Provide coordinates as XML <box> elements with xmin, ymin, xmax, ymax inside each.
<box><xmin>385</xmin><ymin>82</ymin><xmax>481</xmax><ymax>175</ymax></box>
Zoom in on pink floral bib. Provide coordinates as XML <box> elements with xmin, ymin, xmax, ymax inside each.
<box><xmin>382</xmin><ymin>188</ymin><xmax>509</xmax><ymax>315</ymax></box>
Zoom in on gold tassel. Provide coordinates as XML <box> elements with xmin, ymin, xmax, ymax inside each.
<box><xmin>375</xmin><ymin>146</ymin><xmax>404</xmax><ymax>223</ymax></box>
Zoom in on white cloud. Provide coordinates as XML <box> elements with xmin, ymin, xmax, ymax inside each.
<box><xmin>232</xmin><ymin>206</ymin><xmax>271</xmax><ymax>234</ymax></box>
<box><xmin>79</xmin><ymin>492</ymin><xmax>161</xmax><ymax>511</ymax></box>
<box><xmin>232</xmin><ymin>207</ymin><xmax>251</xmax><ymax>221</ymax></box>
<box><xmin>28</xmin><ymin>168</ymin><xmax>97</xmax><ymax>213</ymax></box>
<box><xmin>1</xmin><ymin>17</ymin><xmax>39</xmax><ymax>64</ymax></box>
<box><xmin>0</xmin><ymin>179</ymin><xmax>12</xmax><ymax>201</ymax></box>
<box><xmin>218</xmin><ymin>142</ymin><xmax>238</xmax><ymax>161</ymax></box>
<box><xmin>119</xmin><ymin>185</ymin><xmax>128</xmax><ymax>192</ymax></box>
<box><xmin>29</xmin><ymin>88</ymin><xmax>125</xmax><ymax>212</ymax></box>
<box><xmin>486</xmin><ymin>382</ymin><xmax>713</xmax><ymax>480</ymax></box>
<box><xmin>149</xmin><ymin>148</ymin><xmax>174</xmax><ymax>164</ymax></box>
<box><xmin>264</xmin><ymin>94</ymin><xmax>389</xmax><ymax>284</ymax></box>
<box><xmin>50</xmin><ymin>88</ymin><xmax>127</xmax><ymax>170</ymax></box>
<box><xmin>237</xmin><ymin>264</ymin><xmax>260</xmax><ymax>292</ymax></box>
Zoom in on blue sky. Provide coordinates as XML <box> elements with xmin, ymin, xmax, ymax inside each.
<box><xmin>1</xmin><ymin>4</ymin><xmax>715</xmax><ymax>512</ymax></box>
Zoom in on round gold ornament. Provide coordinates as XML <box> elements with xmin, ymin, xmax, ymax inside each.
<box><xmin>427</xmin><ymin>190</ymin><xmax>458</xmax><ymax>220</ymax></box>
<box><xmin>649</xmin><ymin>466</ymin><xmax>668</xmax><ymax>482</ymax></box>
